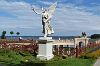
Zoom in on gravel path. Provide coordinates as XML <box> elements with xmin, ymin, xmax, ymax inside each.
<box><xmin>94</xmin><ymin>58</ymin><xmax>100</xmax><ymax>66</ymax></box>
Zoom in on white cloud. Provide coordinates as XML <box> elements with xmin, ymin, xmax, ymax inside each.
<box><xmin>51</xmin><ymin>4</ymin><xmax>100</xmax><ymax>35</ymax></box>
<box><xmin>39</xmin><ymin>1</ymin><xmax>53</xmax><ymax>5</ymax></box>
<box><xmin>0</xmin><ymin>1</ymin><xmax>41</xmax><ymax>27</ymax></box>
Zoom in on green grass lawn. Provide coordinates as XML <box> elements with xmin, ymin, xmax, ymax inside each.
<box><xmin>0</xmin><ymin>49</ymin><xmax>95</xmax><ymax>66</ymax></box>
<box><xmin>34</xmin><ymin>56</ymin><xmax>95</xmax><ymax>66</ymax></box>
<box><xmin>48</xmin><ymin>57</ymin><xmax>94</xmax><ymax>66</ymax></box>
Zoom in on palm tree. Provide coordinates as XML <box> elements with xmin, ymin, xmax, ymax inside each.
<box><xmin>16</xmin><ymin>32</ymin><xmax>20</xmax><ymax>36</ymax></box>
<box><xmin>16</xmin><ymin>32</ymin><xmax>20</xmax><ymax>40</ymax></box>
<box><xmin>10</xmin><ymin>31</ymin><xmax>14</xmax><ymax>40</ymax></box>
<box><xmin>1</xmin><ymin>31</ymin><xmax>6</xmax><ymax>39</ymax></box>
<box><xmin>2</xmin><ymin>31</ymin><xmax>6</xmax><ymax>35</ymax></box>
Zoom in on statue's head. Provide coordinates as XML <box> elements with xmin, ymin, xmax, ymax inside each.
<box><xmin>42</xmin><ymin>9</ymin><xmax>47</xmax><ymax>14</ymax></box>
<box><xmin>42</xmin><ymin>11</ymin><xmax>45</xmax><ymax>13</ymax></box>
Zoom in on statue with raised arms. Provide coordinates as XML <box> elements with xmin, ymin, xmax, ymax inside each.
<box><xmin>32</xmin><ymin>2</ymin><xmax>57</xmax><ymax>37</ymax></box>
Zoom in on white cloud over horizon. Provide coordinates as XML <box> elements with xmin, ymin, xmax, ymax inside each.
<box><xmin>0</xmin><ymin>0</ymin><xmax>100</xmax><ymax>36</ymax></box>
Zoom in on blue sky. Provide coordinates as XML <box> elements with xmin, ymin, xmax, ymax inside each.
<box><xmin>0</xmin><ymin>0</ymin><xmax>100</xmax><ymax>36</ymax></box>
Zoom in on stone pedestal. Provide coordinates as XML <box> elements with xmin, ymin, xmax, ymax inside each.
<box><xmin>37</xmin><ymin>37</ymin><xmax>54</xmax><ymax>60</ymax></box>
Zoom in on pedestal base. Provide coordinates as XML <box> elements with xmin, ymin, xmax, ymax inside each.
<box><xmin>37</xmin><ymin>54</ymin><xmax>54</xmax><ymax>60</ymax></box>
<box><xmin>37</xmin><ymin>37</ymin><xmax>54</xmax><ymax>60</ymax></box>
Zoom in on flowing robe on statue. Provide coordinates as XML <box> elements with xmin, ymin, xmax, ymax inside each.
<box><xmin>42</xmin><ymin>11</ymin><xmax>54</xmax><ymax>37</ymax></box>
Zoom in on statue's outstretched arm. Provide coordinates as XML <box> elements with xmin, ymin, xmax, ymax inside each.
<box><xmin>32</xmin><ymin>8</ymin><xmax>42</xmax><ymax>15</ymax></box>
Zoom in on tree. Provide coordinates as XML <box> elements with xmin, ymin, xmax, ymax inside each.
<box><xmin>16</xmin><ymin>32</ymin><xmax>20</xmax><ymax>36</ymax></box>
<box><xmin>2</xmin><ymin>31</ymin><xmax>6</xmax><ymax>35</ymax></box>
<box><xmin>10</xmin><ymin>31</ymin><xmax>14</xmax><ymax>40</ymax></box>
<box><xmin>1</xmin><ymin>31</ymin><xmax>6</xmax><ymax>39</ymax></box>
<box><xmin>91</xmin><ymin>34</ymin><xmax>100</xmax><ymax>39</ymax></box>
<box><xmin>16</xmin><ymin>32</ymin><xmax>20</xmax><ymax>40</ymax></box>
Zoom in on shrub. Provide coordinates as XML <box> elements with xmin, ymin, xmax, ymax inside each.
<box><xmin>19</xmin><ymin>51</ymin><xmax>32</xmax><ymax>56</ymax></box>
<box><xmin>62</xmin><ymin>56</ymin><xmax>66</xmax><ymax>59</ymax></box>
<box><xmin>80</xmin><ymin>50</ymin><xmax>100</xmax><ymax>59</ymax></box>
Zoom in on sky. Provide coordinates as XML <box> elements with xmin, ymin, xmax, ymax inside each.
<box><xmin>0</xmin><ymin>0</ymin><xmax>100</xmax><ymax>36</ymax></box>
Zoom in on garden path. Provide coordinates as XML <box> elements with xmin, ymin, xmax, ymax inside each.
<box><xmin>94</xmin><ymin>57</ymin><xmax>100</xmax><ymax>66</ymax></box>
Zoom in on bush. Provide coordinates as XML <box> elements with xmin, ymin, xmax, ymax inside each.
<box><xmin>91</xmin><ymin>34</ymin><xmax>100</xmax><ymax>39</ymax></box>
<box><xmin>19</xmin><ymin>51</ymin><xmax>32</xmax><ymax>56</ymax></box>
<box><xmin>62</xmin><ymin>56</ymin><xmax>66</xmax><ymax>59</ymax></box>
<box><xmin>80</xmin><ymin>50</ymin><xmax>100</xmax><ymax>59</ymax></box>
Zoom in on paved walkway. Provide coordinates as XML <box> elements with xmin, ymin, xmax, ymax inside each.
<box><xmin>94</xmin><ymin>58</ymin><xmax>100</xmax><ymax>66</ymax></box>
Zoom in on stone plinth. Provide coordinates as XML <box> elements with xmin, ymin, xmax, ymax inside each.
<box><xmin>37</xmin><ymin>37</ymin><xmax>54</xmax><ymax>60</ymax></box>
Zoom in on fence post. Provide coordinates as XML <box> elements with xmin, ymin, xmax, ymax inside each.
<box><xmin>76</xmin><ymin>45</ymin><xmax>78</xmax><ymax>58</ymax></box>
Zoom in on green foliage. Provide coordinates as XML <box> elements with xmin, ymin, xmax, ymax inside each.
<box><xmin>19</xmin><ymin>51</ymin><xmax>32</xmax><ymax>56</ymax></box>
<box><xmin>91</xmin><ymin>34</ymin><xmax>100</xmax><ymax>39</ymax></box>
<box><xmin>1</xmin><ymin>34</ymin><xmax>6</xmax><ymax>39</ymax></box>
<box><xmin>10</xmin><ymin>31</ymin><xmax>14</xmax><ymax>35</ymax></box>
<box><xmin>0</xmin><ymin>49</ymin><xmax>21</xmax><ymax>64</ymax></box>
<box><xmin>10</xmin><ymin>31</ymin><xmax>14</xmax><ymax>40</ymax></box>
<box><xmin>16</xmin><ymin>32</ymin><xmax>20</xmax><ymax>36</ymax></box>
<box><xmin>2</xmin><ymin>31</ymin><xmax>6</xmax><ymax>35</ymax></box>
<box><xmin>80</xmin><ymin>50</ymin><xmax>100</xmax><ymax>59</ymax></box>
<box><xmin>19</xmin><ymin>56</ymin><xmax>94</xmax><ymax>66</ymax></box>
<box><xmin>0</xmin><ymin>49</ymin><xmax>95</xmax><ymax>66</ymax></box>
<box><xmin>1</xmin><ymin>31</ymin><xmax>6</xmax><ymax>39</ymax></box>
<box><xmin>0</xmin><ymin>49</ymin><xmax>34</xmax><ymax>65</ymax></box>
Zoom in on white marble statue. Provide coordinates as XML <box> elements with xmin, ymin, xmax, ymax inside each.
<box><xmin>32</xmin><ymin>2</ymin><xmax>57</xmax><ymax>37</ymax></box>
